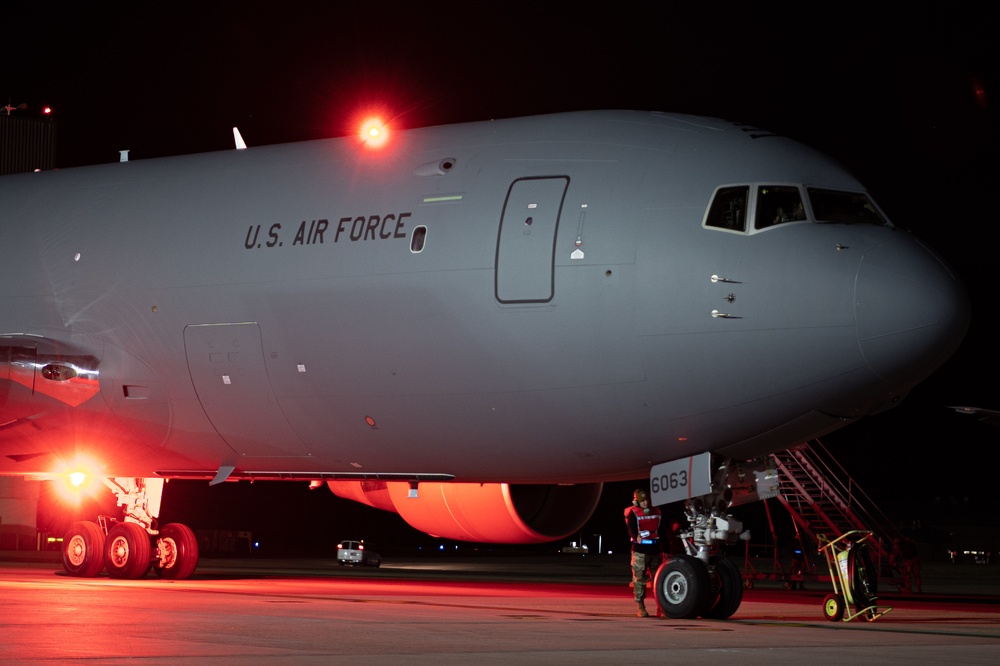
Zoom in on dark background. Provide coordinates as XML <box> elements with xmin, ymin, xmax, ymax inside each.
<box><xmin>6</xmin><ymin>2</ymin><xmax>997</xmax><ymax>556</ymax></box>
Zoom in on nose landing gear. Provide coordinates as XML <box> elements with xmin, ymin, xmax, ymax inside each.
<box><xmin>652</xmin><ymin>456</ymin><xmax>768</xmax><ymax>619</ymax></box>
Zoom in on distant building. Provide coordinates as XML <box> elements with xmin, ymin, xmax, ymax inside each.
<box><xmin>0</xmin><ymin>109</ymin><xmax>57</xmax><ymax>550</ymax></box>
<box><xmin>1</xmin><ymin>113</ymin><xmax>57</xmax><ymax>175</ymax></box>
<box><xmin>0</xmin><ymin>478</ymin><xmax>40</xmax><ymax>550</ymax></box>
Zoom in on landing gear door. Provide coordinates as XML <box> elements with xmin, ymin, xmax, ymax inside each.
<box><xmin>649</xmin><ymin>453</ymin><xmax>713</xmax><ymax>506</ymax></box>
<box><xmin>495</xmin><ymin>176</ymin><xmax>569</xmax><ymax>304</ymax></box>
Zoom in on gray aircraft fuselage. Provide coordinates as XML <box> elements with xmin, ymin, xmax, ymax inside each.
<box><xmin>0</xmin><ymin>111</ymin><xmax>968</xmax><ymax>488</ymax></box>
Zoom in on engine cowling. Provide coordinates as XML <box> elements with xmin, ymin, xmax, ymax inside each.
<box><xmin>327</xmin><ymin>480</ymin><xmax>603</xmax><ymax>544</ymax></box>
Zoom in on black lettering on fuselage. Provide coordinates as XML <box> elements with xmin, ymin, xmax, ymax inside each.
<box><xmin>292</xmin><ymin>219</ymin><xmax>328</xmax><ymax>245</ymax></box>
<box><xmin>335</xmin><ymin>217</ymin><xmax>351</xmax><ymax>242</ymax></box>
<box><xmin>364</xmin><ymin>216</ymin><xmax>380</xmax><ymax>240</ymax></box>
<box><xmin>350</xmin><ymin>216</ymin><xmax>365</xmax><ymax>241</ymax></box>
<box><xmin>379</xmin><ymin>214</ymin><xmax>396</xmax><ymax>239</ymax></box>
<box><xmin>292</xmin><ymin>220</ymin><xmax>330</xmax><ymax>245</ymax></box>
<box><xmin>312</xmin><ymin>219</ymin><xmax>329</xmax><ymax>244</ymax></box>
<box><xmin>245</xmin><ymin>225</ymin><xmax>261</xmax><ymax>249</ymax></box>
<box><xmin>394</xmin><ymin>212</ymin><xmax>410</xmax><ymax>238</ymax></box>
<box><xmin>249</xmin><ymin>213</ymin><xmax>411</xmax><ymax>249</ymax></box>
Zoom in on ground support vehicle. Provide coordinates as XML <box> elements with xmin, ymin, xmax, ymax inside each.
<box><xmin>818</xmin><ymin>530</ymin><xmax>891</xmax><ymax>622</ymax></box>
<box><xmin>336</xmin><ymin>540</ymin><xmax>381</xmax><ymax>567</ymax></box>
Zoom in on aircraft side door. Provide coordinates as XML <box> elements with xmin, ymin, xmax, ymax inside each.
<box><xmin>495</xmin><ymin>176</ymin><xmax>569</xmax><ymax>304</ymax></box>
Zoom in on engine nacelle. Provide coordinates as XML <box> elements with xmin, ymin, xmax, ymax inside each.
<box><xmin>327</xmin><ymin>480</ymin><xmax>603</xmax><ymax>544</ymax></box>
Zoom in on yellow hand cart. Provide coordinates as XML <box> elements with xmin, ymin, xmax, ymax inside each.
<box><xmin>818</xmin><ymin>530</ymin><xmax>892</xmax><ymax>622</ymax></box>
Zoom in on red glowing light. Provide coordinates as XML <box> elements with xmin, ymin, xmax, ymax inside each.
<box><xmin>359</xmin><ymin>117</ymin><xmax>389</xmax><ymax>148</ymax></box>
<box><xmin>973</xmin><ymin>78</ymin><xmax>988</xmax><ymax>110</ymax></box>
<box><xmin>48</xmin><ymin>455</ymin><xmax>105</xmax><ymax>505</ymax></box>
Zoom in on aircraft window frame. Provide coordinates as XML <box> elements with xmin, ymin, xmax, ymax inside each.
<box><xmin>703</xmin><ymin>185</ymin><xmax>750</xmax><ymax>233</ymax></box>
<box><xmin>754</xmin><ymin>185</ymin><xmax>807</xmax><ymax>230</ymax></box>
<box><xmin>704</xmin><ymin>183</ymin><xmax>811</xmax><ymax>235</ymax></box>
<box><xmin>807</xmin><ymin>188</ymin><xmax>889</xmax><ymax>226</ymax></box>
<box><xmin>410</xmin><ymin>225</ymin><xmax>427</xmax><ymax>253</ymax></box>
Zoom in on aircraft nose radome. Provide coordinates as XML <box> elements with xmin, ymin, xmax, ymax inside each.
<box><xmin>855</xmin><ymin>235</ymin><xmax>969</xmax><ymax>387</ymax></box>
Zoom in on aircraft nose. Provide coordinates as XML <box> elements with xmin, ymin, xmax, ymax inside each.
<box><xmin>855</xmin><ymin>234</ymin><xmax>969</xmax><ymax>387</ymax></box>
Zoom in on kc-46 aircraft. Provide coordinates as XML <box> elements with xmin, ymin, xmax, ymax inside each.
<box><xmin>0</xmin><ymin>111</ymin><xmax>968</xmax><ymax>618</ymax></box>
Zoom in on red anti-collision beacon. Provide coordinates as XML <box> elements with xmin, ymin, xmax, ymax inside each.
<box><xmin>359</xmin><ymin>117</ymin><xmax>389</xmax><ymax>148</ymax></box>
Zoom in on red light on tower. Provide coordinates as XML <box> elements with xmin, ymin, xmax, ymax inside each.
<box><xmin>43</xmin><ymin>106</ymin><xmax>52</xmax><ymax>115</ymax></box>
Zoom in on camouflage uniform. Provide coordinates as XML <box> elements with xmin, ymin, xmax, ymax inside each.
<box><xmin>625</xmin><ymin>489</ymin><xmax>662</xmax><ymax>615</ymax></box>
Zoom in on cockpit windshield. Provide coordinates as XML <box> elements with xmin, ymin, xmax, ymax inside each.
<box><xmin>755</xmin><ymin>186</ymin><xmax>805</xmax><ymax>230</ymax></box>
<box><xmin>704</xmin><ymin>186</ymin><xmax>749</xmax><ymax>231</ymax></box>
<box><xmin>807</xmin><ymin>188</ymin><xmax>888</xmax><ymax>226</ymax></box>
<box><xmin>705</xmin><ymin>184</ymin><xmax>889</xmax><ymax>233</ymax></box>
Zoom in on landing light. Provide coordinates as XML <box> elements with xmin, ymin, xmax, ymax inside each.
<box><xmin>48</xmin><ymin>456</ymin><xmax>104</xmax><ymax>505</ymax></box>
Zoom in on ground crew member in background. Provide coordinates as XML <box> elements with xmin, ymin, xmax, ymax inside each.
<box><xmin>891</xmin><ymin>536</ymin><xmax>922</xmax><ymax>594</ymax></box>
<box><xmin>625</xmin><ymin>488</ymin><xmax>663</xmax><ymax>617</ymax></box>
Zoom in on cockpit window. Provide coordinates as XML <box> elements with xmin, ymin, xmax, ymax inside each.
<box><xmin>807</xmin><ymin>188</ymin><xmax>887</xmax><ymax>225</ymax></box>
<box><xmin>705</xmin><ymin>186</ymin><xmax>749</xmax><ymax>232</ymax></box>
<box><xmin>755</xmin><ymin>186</ymin><xmax>805</xmax><ymax>230</ymax></box>
<box><xmin>706</xmin><ymin>184</ymin><xmax>889</xmax><ymax>234</ymax></box>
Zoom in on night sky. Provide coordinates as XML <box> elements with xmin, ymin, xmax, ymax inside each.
<box><xmin>6</xmin><ymin>3</ymin><xmax>998</xmax><ymax>554</ymax></box>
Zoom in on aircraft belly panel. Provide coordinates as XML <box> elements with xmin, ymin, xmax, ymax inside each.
<box><xmin>184</xmin><ymin>323</ymin><xmax>311</xmax><ymax>458</ymax></box>
<box><xmin>273</xmin><ymin>384</ymin><xmax>658</xmax><ymax>481</ymax></box>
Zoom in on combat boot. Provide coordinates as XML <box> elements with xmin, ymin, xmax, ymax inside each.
<box><xmin>636</xmin><ymin>600</ymin><xmax>649</xmax><ymax>617</ymax></box>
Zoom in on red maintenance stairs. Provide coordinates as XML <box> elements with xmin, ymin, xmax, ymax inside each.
<box><xmin>741</xmin><ymin>440</ymin><xmax>904</xmax><ymax>591</ymax></box>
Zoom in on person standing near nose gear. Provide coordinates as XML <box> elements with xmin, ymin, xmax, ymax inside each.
<box><xmin>625</xmin><ymin>488</ymin><xmax>663</xmax><ymax>617</ymax></box>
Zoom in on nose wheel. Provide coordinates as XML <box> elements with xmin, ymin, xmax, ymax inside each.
<box><xmin>703</xmin><ymin>555</ymin><xmax>743</xmax><ymax>619</ymax></box>
<box><xmin>654</xmin><ymin>555</ymin><xmax>711</xmax><ymax>618</ymax></box>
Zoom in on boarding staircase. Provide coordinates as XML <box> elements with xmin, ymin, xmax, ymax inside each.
<box><xmin>769</xmin><ymin>440</ymin><xmax>897</xmax><ymax>567</ymax></box>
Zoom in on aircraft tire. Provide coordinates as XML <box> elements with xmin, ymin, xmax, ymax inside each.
<box><xmin>823</xmin><ymin>593</ymin><xmax>845</xmax><ymax>622</ymax></box>
<box><xmin>105</xmin><ymin>522</ymin><xmax>152</xmax><ymax>579</ymax></box>
<box><xmin>153</xmin><ymin>523</ymin><xmax>199</xmax><ymax>580</ymax></box>
<box><xmin>654</xmin><ymin>555</ymin><xmax>711</xmax><ymax>619</ymax></box>
<box><xmin>848</xmin><ymin>545</ymin><xmax>877</xmax><ymax>607</ymax></box>
<box><xmin>62</xmin><ymin>521</ymin><xmax>106</xmax><ymax>578</ymax></box>
<box><xmin>702</xmin><ymin>555</ymin><xmax>743</xmax><ymax>619</ymax></box>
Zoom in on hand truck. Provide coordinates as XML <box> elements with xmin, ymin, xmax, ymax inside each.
<box><xmin>818</xmin><ymin>530</ymin><xmax>892</xmax><ymax>622</ymax></box>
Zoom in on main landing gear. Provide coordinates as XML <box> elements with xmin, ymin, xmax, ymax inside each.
<box><xmin>61</xmin><ymin>477</ymin><xmax>199</xmax><ymax>580</ymax></box>
<box><xmin>653</xmin><ymin>457</ymin><xmax>775</xmax><ymax>619</ymax></box>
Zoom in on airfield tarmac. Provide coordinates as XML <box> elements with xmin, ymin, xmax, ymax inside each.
<box><xmin>1</xmin><ymin>555</ymin><xmax>998</xmax><ymax>665</ymax></box>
